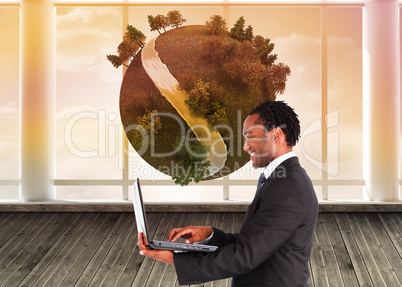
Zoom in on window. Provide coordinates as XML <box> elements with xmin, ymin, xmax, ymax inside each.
<box><xmin>0</xmin><ymin>0</ymin><xmax>400</xmax><ymax>202</ymax></box>
<box><xmin>0</xmin><ymin>7</ymin><xmax>19</xmax><ymax>200</ymax></box>
<box><xmin>55</xmin><ymin>7</ymin><xmax>123</xmax><ymax>199</ymax></box>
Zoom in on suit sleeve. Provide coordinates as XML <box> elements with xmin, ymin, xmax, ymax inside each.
<box><xmin>207</xmin><ymin>227</ymin><xmax>238</xmax><ymax>247</ymax></box>
<box><xmin>174</xmin><ymin>179</ymin><xmax>308</xmax><ymax>285</ymax></box>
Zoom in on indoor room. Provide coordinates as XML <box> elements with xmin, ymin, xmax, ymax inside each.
<box><xmin>0</xmin><ymin>0</ymin><xmax>401</xmax><ymax>286</ymax></box>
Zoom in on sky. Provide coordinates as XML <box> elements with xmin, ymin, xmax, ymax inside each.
<box><xmin>0</xmin><ymin>4</ymin><xmax>400</xmax><ymax>200</ymax></box>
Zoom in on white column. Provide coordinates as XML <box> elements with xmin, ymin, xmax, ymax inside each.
<box><xmin>363</xmin><ymin>0</ymin><xmax>400</xmax><ymax>201</ymax></box>
<box><xmin>20</xmin><ymin>0</ymin><xmax>56</xmax><ymax>201</ymax></box>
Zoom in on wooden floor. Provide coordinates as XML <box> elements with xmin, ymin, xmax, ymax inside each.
<box><xmin>0</xmin><ymin>212</ymin><xmax>401</xmax><ymax>287</ymax></box>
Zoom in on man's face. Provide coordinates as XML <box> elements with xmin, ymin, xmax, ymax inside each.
<box><xmin>243</xmin><ymin>114</ymin><xmax>277</xmax><ymax>168</ymax></box>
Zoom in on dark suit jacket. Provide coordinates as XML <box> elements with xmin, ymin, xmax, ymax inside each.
<box><xmin>174</xmin><ymin>157</ymin><xmax>318</xmax><ymax>286</ymax></box>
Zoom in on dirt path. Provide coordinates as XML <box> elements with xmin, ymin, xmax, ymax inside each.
<box><xmin>141</xmin><ymin>38</ymin><xmax>227</xmax><ymax>175</ymax></box>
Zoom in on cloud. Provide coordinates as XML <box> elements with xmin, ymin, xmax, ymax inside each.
<box><xmin>57</xmin><ymin>105</ymin><xmax>99</xmax><ymax>120</ymax></box>
<box><xmin>0</xmin><ymin>140</ymin><xmax>19</xmax><ymax>179</ymax></box>
<box><xmin>273</xmin><ymin>33</ymin><xmax>321</xmax><ymax>93</ymax></box>
<box><xmin>273</xmin><ymin>33</ymin><xmax>321</xmax><ymax>65</ymax></box>
<box><xmin>0</xmin><ymin>103</ymin><xmax>18</xmax><ymax>119</ymax></box>
<box><xmin>56</xmin><ymin>8</ymin><xmax>122</xmax><ymax>74</ymax></box>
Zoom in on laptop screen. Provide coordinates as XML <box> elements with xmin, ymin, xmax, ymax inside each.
<box><xmin>133</xmin><ymin>178</ymin><xmax>151</xmax><ymax>244</ymax></box>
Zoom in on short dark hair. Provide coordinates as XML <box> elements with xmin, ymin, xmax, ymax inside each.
<box><xmin>249</xmin><ymin>100</ymin><xmax>300</xmax><ymax>147</ymax></box>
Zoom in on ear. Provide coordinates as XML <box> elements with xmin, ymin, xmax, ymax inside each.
<box><xmin>273</xmin><ymin>127</ymin><xmax>284</xmax><ymax>141</ymax></box>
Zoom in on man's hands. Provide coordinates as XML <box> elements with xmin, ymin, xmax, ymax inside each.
<box><xmin>137</xmin><ymin>233</ymin><xmax>174</xmax><ymax>265</ymax></box>
<box><xmin>168</xmin><ymin>226</ymin><xmax>214</xmax><ymax>244</ymax></box>
<box><xmin>138</xmin><ymin>226</ymin><xmax>213</xmax><ymax>265</ymax></box>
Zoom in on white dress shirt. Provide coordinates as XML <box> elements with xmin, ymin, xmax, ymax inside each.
<box><xmin>262</xmin><ymin>151</ymin><xmax>296</xmax><ymax>180</ymax></box>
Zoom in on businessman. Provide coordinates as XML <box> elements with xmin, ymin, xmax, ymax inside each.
<box><xmin>138</xmin><ymin>100</ymin><xmax>318</xmax><ymax>286</ymax></box>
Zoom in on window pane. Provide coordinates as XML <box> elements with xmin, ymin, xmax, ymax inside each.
<box><xmin>400</xmin><ymin>7</ymin><xmax>402</xmax><ymax>199</ymax></box>
<box><xmin>228</xmin><ymin>6</ymin><xmax>322</xmax><ymax>180</ymax></box>
<box><xmin>0</xmin><ymin>8</ymin><xmax>19</xmax><ymax>185</ymax></box>
<box><xmin>0</xmin><ymin>186</ymin><xmax>19</xmax><ymax>200</ymax></box>
<box><xmin>136</xmin><ymin>185</ymin><xmax>223</xmax><ymax>201</ymax></box>
<box><xmin>56</xmin><ymin>7</ymin><xmax>123</xmax><ymax>180</ymax></box>
<box><xmin>328</xmin><ymin>186</ymin><xmax>364</xmax><ymax>200</ymax></box>
<box><xmin>56</xmin><ymin>186</ymin><xmax>122</xmax><ymax>200</ymax></box>
<box><xmin>128</xmin><ymin>146</ymin><xmax>172</xmax><ymax>181</ymax></box>
<box><xmin>327</xmin><ymin>7</ymin><xmax>363</xmax><ymax>180</ymax></box>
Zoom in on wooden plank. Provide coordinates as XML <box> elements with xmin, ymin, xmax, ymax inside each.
<box><xmin>0</xmin><ymin>213</ymin><xmax>67</xmax><ymax>286</ymax></box>
<box><xmin>18</xmin><ymin>213</ymin><xmax>89</xmax><ymax>287</ymax></box>
<box><xmin>156</xmin><ymin>212</ymin><xmax>187</xmax><ymax>287</ymax></box>
<box><xmin>0</xmin><ymin>213</ymin><xmax>45</xmax><ymax>260</ymax></box>
<box><xmin>58</xmin><ymin>213</ymin><xmax>124</xmax><ymax>286</ymax></box>
<box><xmin>99</xmin><ymin>214</ymin><xmax>137</xmax><ymax>287</ymax></box>
<box><xmin>343</xmin><ymin>213</ymin><xmax>387</xmax><ymax>286</ymax></box>
<box><xmin>78</xmin><ymin>213</ymin><xmax>132</xmax><ymax>287</ymax></box>
<box><xmin>0</xmin><ymin>212</ymin><xmax>15</xmax><ymax>237</ymax></box>
<box><xmin>2</xmin><ymin>202</ymin><xmax>402</xmax><ymax>213</ymax></box>
<box><xmin>333</xmin><ymin>213</ymin><xmax>374</xmax><ymax>286</ymax></box>
<box><xmin>0</xmin><ymin>203</ymin><xmax>250</xmax><ymax>213</ymax></box>
<box><xmin>204</xmin><ymin>212</ymin><xmax>219</xmax><ymax>228</ymax></box>
<box><xmin>321</xmin><ymin>213</ymin><xmax>359</xmax><ymax>286</ymax></box>
<box><xmin>3</xmin><ymin>213</ymin><xmax>79</xmax><ymax>287</ymax></box>
<box><xmin>314</xmin><ymin>213</ymin><xmax>344</xmax><ymax>286</ymax></box>
<box><xmin>378</xmin><ymin>213</ymin><xmax>402</xmax><ymax>257</ymax></box>
<box><xmin>307</xmin><ymin>260</ymin><xmax>314</xmax><ymax>287</ymax></box>
<box><xmin>115</xmin><ymin>213</ymin><xmax>163</xmax><ymax>286</ymax></box>
<box><xmin>309</xmin><ymin>231</ymin><xmax>328</xmax><ymax>287</ymax></box>
<box><xmin>0</xmin><ymin>213</ymin><xmax>52</xmax><ymax>269</ymax></box>
<box><xmin>87</xmin><ymin>213</ymin><xmax>134</xmax><ymax>287</ymax></box>
<box><xmin>29</xmin><ymin>213</ymin><xmax>101</xmax><ymax>287</ymax></box>
<box><xmin>131</xmin><ymin>212</ymin><xmax>173</xmax><ymax>287</ymax></box>
<box><xmin>145</xmin><ymin>212</ymin><xmax>184</xmax><ymax>287</ymax></box>
<box><xmin>388</xmin><ymin>213</ymin><xmax>402</xmax><ymax>238</ymax></box>
<box><xmin>353</xmin><ymin>213</ymin><xmax>400</xmax><ymax>286</ymax></box>
<box><xmin>336</xmin><ymin>213</ymin><xmax>378</xmax><ymax>286</ymax></box>
<box><xmin>39</xmin><ymin>213</ymin><xmax>110</xmax><ymax>287</ymax></box>
<box><xmin>366</xmin><ymin>213</ymin><xmax>402</xmax><ymax>284</ymax></box>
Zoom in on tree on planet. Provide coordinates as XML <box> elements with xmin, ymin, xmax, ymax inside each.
<box><xmin>205</xmin><ymin>15</ymin><xmax>227</xmax><ymax>35</ymax></box>
<box><xmin>131</xmin><ymin>110</ymin><xmax>162</xmax><ymax>150</ymax></box>
<box><xmin>201</xmin><ymin>15</ymin><xmax>290</xmax><ymax>95</ymax></box>
<box><xmin>150</xmin><ymin>14</ymin><xmax>168</xmax><ymax>34</ymax></box>
<box><xmin>253</xmin><ymin>35</ymin><xmax>277</xmax><ymax>65</ymax></box>
<box><xmin>172</xmin><ymin>137</ymin><xmax>211</xmax><ymax>186</ymax></box>
<box><xmin>230</xmin><ymin>16</ymin><xmax>253</xmax><ymax>41</ymax></box>
<box><xmin>148</xmin><ymin>10</ymin><xmax>187</xmax><ymax>34</ymax></box>
<box><xmin>108</xmin><ymin>10</ymin><xmax>187</xmax><ymax>68</ymax></box>
<box><xmin>107</xmin><ymin>24</ymin><xmax>146</xmax><ymax>68</ymax></box>
<box><xmin>167</xmin><ymin>10</ymin><xmax>187</xmax><ymax>28</ymax></box>
<box><xmin>182</xmin><ymin>80</ymin><xmax>229</xmax><ymax>128</ymax></box>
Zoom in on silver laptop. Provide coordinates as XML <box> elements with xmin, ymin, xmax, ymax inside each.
<box><xmin>132</xmin><ymin>178</ymin><xmax>218</xmax><ymax>252</ymax></box>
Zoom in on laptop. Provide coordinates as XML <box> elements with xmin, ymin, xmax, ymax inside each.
<box><xmin>132</xmin><ymin>178</ymin><xmax>218</xmax><ymax>253</ymax></box>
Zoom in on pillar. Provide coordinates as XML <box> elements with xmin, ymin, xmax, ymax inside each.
<box><xmin>363</xmin><ymin>0</ymin><xmax>400</xmax><ymax>201</ymax></box>
<box><xmin>20</xmin><ymin>0</ymin><xmax>56</xmax><ymax>201</ymax></box>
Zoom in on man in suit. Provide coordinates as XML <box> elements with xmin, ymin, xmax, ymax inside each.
<box><xmin>138</xmin><ymin>100</ymin><xmax>318</xmax><ymax>286</ymax></box>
